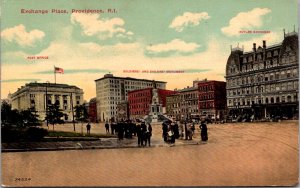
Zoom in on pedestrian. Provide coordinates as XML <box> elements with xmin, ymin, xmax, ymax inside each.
<box><xmin>144</xmin><ymin>123</ymin><xmax>152</xmax><ymax>147</ymax></box>
<box><xmin>179</xmin><ymin>122</ymin><xmax>184</xmax><ymax>139</ymax></box>
<box><xmin>105</xmin><ymin>121</ymin><xmax>109</xmax><ymax>133</ymax></box>
<box><xmin>86</xmin><ymin>122</ymin><xmax>91</xmax><ymax>134</ymax></box>
<box><xmin>174</xmin><ymin>121</ymin><xmax>179</xmax><ymax>139</ymax></box>
<box><xmin>200</xmin><ymin>119</ymin><xmax>208</xmax><ymax>141</ymax></box>
<box><xmin>110</xmin><ymin>122</ymin><xmax>115</xmax><ymax>135</ymax></box>
<box><xmin>162</xmin><ymin>121</ymin><xmax>168</xmax><ymax>142</ymax></box>
<box><xmin>191</xmin><ymin>122</ymin><xmax>195</xmax><ymax>135</ymax></box>
<box><xmin>186</xmin><ymin>123</ymin><xmax>193</xmax><ymax>140</ymax></box>
<box><xmin>140</xmin><ymin>121</ymin><xmax>147</xmax><ymax>146</ymax></box>
<box><xmin>136</xmin><ymin>123</ymin><xmax>142</xmax><ymax>146</ymax></box>
<box><xmin>117</xmin><ymin>120</ymin><xmax>124</xmax><ymax>141</ymax></box>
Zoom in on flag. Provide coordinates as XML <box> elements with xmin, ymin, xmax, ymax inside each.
<box><xmin>54</xmin><ymin>66</ymin><xmax>64</xmax><ymax>74</ymax></box>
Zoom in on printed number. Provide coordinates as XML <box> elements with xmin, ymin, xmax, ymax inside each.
<box><xmin>14</xmin><ymin>178</ymin><xmax>31</xmax><ymax>181</ymax></box>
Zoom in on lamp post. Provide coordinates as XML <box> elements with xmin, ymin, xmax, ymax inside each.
<box><xmin>185</xmin><ymin>100</ymin><xmax>190</xmax><ymax>140</ymax></box>
<box><xmin>70</xmin><ymin>92</ymin><xmax>76</xmax><ymax>131</ymax></box>
<box><xmin>45</xmin><ymin>81</ymin><xmax>50</xmax><ymax>128</ymax></box>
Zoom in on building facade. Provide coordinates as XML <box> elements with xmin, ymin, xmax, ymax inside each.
<box><xmin>95</xmin><ymin>74</ymin><xmax>166</xmax><ymax>122</ymax></box>
<box><xmin>198</xmin><ymin>81</ymin><xmax>227</xmax><ymax>120</ymax></box>
<box><xmin>225</xmin><ymin>31</ymin><xmax>298</xmax><ymax>119</ymax></box>
<box><xmin>166</xmin><ymin>93</ymin><xmax>181</xmax><ymax>120</ymax></box>
<box><xmin>128</xmin><ymin>88</ymin><xmax>176</xmax><ymax>119</ymax></box>
<box><xmin>11</xmin><ymin>82</ymin><xmax>84</xmax><ymax>121</ymax></box>
<box><xmin>116</xmin><ymin>101</ymin><xmax>129</xmax><ymax>121</ymax></box>
<box><xmin>179</xmin><ymin>87</ymin><xmax>199</xmax><ymax>120</ymax></box>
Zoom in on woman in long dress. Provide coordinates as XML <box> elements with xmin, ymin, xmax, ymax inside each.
<box><xmin>199</xmin><ymin>121</ymin><xmax>208</xmax><ymax>141</ymax></box>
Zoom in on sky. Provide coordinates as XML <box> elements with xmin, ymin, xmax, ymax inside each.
<box><xmin>1</xmin><ymin>0</ymin><xmax>298</xmax><ymax>101</ymax></box>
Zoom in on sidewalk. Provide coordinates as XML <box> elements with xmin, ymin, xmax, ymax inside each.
<box><xmin>2</xmin><ymin>136</ymin><xmax>202</xmax><ymax>152</ymax></box>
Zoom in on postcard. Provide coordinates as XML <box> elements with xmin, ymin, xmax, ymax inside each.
<box><xmin>1</xmin><ymin>0</ymin><xmax>299</xmax><ymax>186</ymax></box>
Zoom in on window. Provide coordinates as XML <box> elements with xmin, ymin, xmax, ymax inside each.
<box><xmin>275</xmin><ymin>72</ymin><xmax>280</xmax><ymax>80</ymax></box>
<box><xmin>281</xmin><ymin>71</ymin><xmax>286</xmax><ymax>79</ymax></box>
<box><xmin>287</xmin><ymin>70</ymin><xmax>291</xmax><ymax>78</ymax></box>
<box><xmin>248</xmin><ymin>56</ymin><xmax>253</xmax><ymax>62</ymax></box>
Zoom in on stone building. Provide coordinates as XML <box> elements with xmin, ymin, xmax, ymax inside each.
<box><xmin>11</xmin><ymin>82</ymin><xmax>84</xmax><ymax>121</ymax></box>
<box><xmin>225</xmin><ymin>30</ymin><xmax>298</xmax><ymax>119</ymax></box>
<box><xmin>198</xmin><ymin>80</ymin><xmax>226</xmax><ymax>120</ymax></box>
<box><xmin>179</xmin><ymin>87</ymin><xmax>199</xmax><ymax>120</ymax></box>
<box><xmin>95</xmin><ymin>74</ymin><xmax>166</xmax><ymax>122</ymax></box>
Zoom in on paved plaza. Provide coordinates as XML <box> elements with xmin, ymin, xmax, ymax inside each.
<box><xmin>2</xmin><ymin>121</ymin><xmax>298</xmax><ymax>186</ymax></box>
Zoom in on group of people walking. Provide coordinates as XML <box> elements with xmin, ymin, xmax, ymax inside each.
<box><xmin>162</xmin><ymin>118</ymin><xmax>208</xmax><ymax>143</ymax></box>
<box><xmin>104</xmin><ymin>120</ymin><xmax>152</xmax><ymax>147</ymax></box>
<box><xmin>88</xmin><ymin>118</ymin><xmax>207</xmax><ymax>147</ymax></box>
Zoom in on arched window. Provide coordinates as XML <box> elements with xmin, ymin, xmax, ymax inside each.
<box><xmin>271</xmin><ymin>97</ymin><xmax>274</xmax><ymax>103</ymax></box>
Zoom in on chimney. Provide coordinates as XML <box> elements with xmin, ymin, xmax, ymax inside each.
<box><xmin>253</xmin><ymin>43</ymin><xmax>256</xmax><ymax>52</ymax></box>
<box><xmin>263</xmin><ymin>40</ymin><xmax>266</xmax><ymax>49</ymax></box>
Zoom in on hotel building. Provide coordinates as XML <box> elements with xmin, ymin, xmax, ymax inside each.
<box><xmin>225</xmin><ymin>31</ymin><xmax>298</xmax><ymax>119</ymax></box>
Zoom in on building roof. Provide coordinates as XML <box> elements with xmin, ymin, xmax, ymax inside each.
<box><xmin>24</xmin><ymin>82</ymin><xmax>81</xmax><ymax>89</ymax></box>
<box><xmin>178</xmin><ymin>87</ymin><xmax>198</xmax><ymax>92</ymax></box>
<box><xmin>11</xmin><ymin>82</ymin><xmax>83</xmax><ymax>97</ymax></box>
<box><xmin>95</xmin><ymin>74</ymin><xmax>166</xmax><ymax>83</ymax></box>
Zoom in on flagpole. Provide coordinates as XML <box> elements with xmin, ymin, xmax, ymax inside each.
<box><xmin>54</xmin><ymin>66</ymin><xmax>56</xmax><ymax>84</ymax></box>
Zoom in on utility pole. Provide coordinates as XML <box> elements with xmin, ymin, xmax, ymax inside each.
<box><xmin>70</xmin><ymin>92</ymin><xmax>76</xmax><ymax>131</ymax></box>
<box><xmin>45</xmin><ymin>81</ymin><xmax>49</xmax><ymax>128</ymax></box>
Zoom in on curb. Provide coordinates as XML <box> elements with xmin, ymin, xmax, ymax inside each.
<box><xmin>2</xmin><ymin>141</ymin><xmax>202</xmax><ymax>153</ymax></box>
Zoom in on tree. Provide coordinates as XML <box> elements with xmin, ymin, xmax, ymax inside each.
<box><xmin>20</xmin><ymin>107</ymin><xmax>40</xmax><ymax>127</ymax></box>
<box><xmin>45</xmin><ymin>102</ymin><xmax>66</xmax><ymax>131</ymax></box>
<box><xmin>75</xmin><ymin>104</ymin><xmax>89</xmax><ymax>134</ymax></box>
<box><xmin>1</xmin><ymin>101</ymin><xmax>22</xmax><ymax>127</ymax></box>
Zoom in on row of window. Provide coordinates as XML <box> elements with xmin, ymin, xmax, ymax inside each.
<box><xmin>199</xmin><ymin>85</ymin><xmax>214</xmax><ymax>92</ymax></box>
<box><xmin>228</xmin><ymin>94</ymin><xmax>298</xmax><ymax>106</ymax></box>
<box><xmin>229</xmin><ymin>55</ymin><xmax>296</xmax><ymax>74</ymax></box>
<box><xmin>129</xmin><ymin>104</ymin><xmax>150</xmax><ymax>109</ymax></box>
<box><xmin>227</xmin><ymin>69</ymin><xmax>298</xmax><ymax>87</ymax></box>
<box><xmin>129</xmin><ymin>92</ymin><xmax>151</xmax><ymax>98</ymax></box>
<box><xmin>242</xmin><ymin>50</ymin><xmax>279</xmax><ymax>63</ymax></box>
<box><xmin>227</xmin><ymin>81</ymin><xmax>298</xmax><ymax>96</ymax></box>
<box><xmin>169</xmin><ymin>108</ymin><xmax>199</xmax><ymax>115</ymax></box>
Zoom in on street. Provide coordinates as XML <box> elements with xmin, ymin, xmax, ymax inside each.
<box><xmin>2</xmin><ymin>121</ymin><xmax>298</xmax><ymax>186</ymax></box>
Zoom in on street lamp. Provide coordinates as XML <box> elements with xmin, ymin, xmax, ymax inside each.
<box><xmin>45</xmin><ymin>81</ymin><xmax>50</xmax><ymax>128</ymax></box>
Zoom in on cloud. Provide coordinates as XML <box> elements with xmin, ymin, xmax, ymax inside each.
<box><xmin>1</xmin><ymin>24</ymin><xmax>45</xmax><ymax>47</ymax></box>
<box><xmin>145</xmin><ymin>39</ymin><xmax>201</xmax><ymax>56</ymax></box>
<box><xmin>35</xmin><ymin>69</ymin><xmax>112</xmax><ymax>74</ymax></box>
<box><xmin>1</xmin><ymin>79</ymin><xmax>41</xmax><ymax>83</ymax></box>
<box><xmin>71</xmin><ymin>13</ymin><xmax>133</xmax><ymax>40</ymax></box>
<box><xmin>169</xmin><ymin>12</ymin><xmax>210</xmax><ymax>32</ymax></box>
<box><xmin>221</xmin><ymin>8</ymin><xmax>271</xmax><ymax>37</ymax></box>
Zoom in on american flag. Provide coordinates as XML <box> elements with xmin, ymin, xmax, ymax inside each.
<box><xmin>54</xmin><ymin>66</ymin><xmax>64</xmax><ymax>74</ymax></box>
